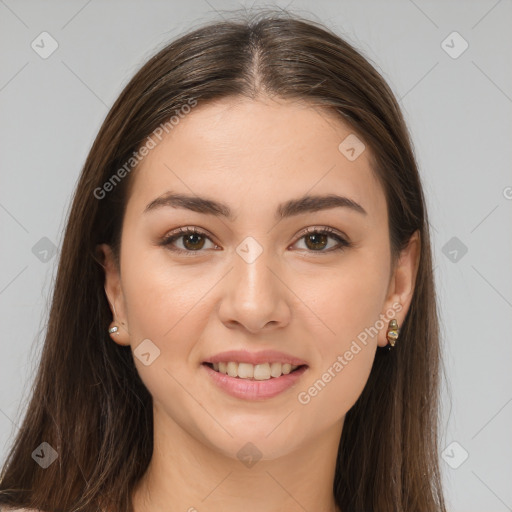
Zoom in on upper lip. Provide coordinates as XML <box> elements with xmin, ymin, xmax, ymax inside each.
<box><xmin>204</xmin><ymin>349</ymin><xmax>308</xmax><ymax>366</ymax></box>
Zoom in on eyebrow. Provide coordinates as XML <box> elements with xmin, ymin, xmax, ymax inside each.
<box><xmin>144</xmin><ymin>192</ymin><xmax>367</xmax><ymax>220</ymax></box>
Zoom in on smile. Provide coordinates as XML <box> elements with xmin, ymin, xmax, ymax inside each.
<box><xmin>206</xmin><ymin>361</ymin><xmax>302</xmax><ymax>380</ymax></box>
<box><xmin>201</xmin><ymin>362</ymin><xmax>308</xmax><ymax>400</ymax></box>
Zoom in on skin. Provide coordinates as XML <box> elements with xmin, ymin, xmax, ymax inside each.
<box><xmin>99</xmin><ymin>96</ymin><xmax>420</xmax><ymax>512</ymax></box>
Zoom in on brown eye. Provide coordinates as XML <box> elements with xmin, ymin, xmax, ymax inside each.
<box><xmin>181</xmin><ymin>232</ymin><xmax>206</xmax><ymax>250</ymax></box>
<box><xmin>160</xmin><ymin>227</ymin><xmax>216</xmax><ymax>254</ymax></box>
<box><xmin>160</xmin><ymin>226</ymin><xmax>351</xmax><ymax>256</ymax></box>
<box><xmin>293</xmin><ymin>227</ymin><xmax>351</xmax><ymax>253</ymax></box>
<box><xmin>304</xmin><ymin>232</ymin><xmax>329</xmax><ymax>251</ymax></box>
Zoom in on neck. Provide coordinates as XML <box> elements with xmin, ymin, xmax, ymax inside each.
<box><xmin>131</xmin><ymin>404</ymin><xmax>344</xmax><ymax>512</ymax></box>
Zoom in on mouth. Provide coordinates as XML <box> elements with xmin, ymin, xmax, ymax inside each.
<box><xmin>201</xmin><ymin>360</ymin><xmax>309</xmax><ymax>400</ymax></box>
<box><xmin>202</xmin><ymin>361</ymin><xmax>308</xmax><ymax>381</ymax></box>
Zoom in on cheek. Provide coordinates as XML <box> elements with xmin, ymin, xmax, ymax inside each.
<box><xmin>294</xmin><ymin>252</ymin><xmax>388</xmax><ymax>413</ymax></box>
<box><xmin>299</xmin><ymin>253</ymin><xmax>388</xmax><ymax>355</ymax></box>
<box><xmin>120</xmin><ymin>241</ymin><xmax>214</xmax><ymax>341</ymax></box>
<box><xmin>296</xmin><ymin>345</ymin><xmax>375</xmax><ymax>426</ymax></box>
<box><xmin>295</xmin><ymin>282</ymin><xmax>379</xmax><ymax>422</ymax></box>
<box><xmin>118</xmin><ymin>248</ymin><xmax>213</xmax><ymax>407</ymax></box>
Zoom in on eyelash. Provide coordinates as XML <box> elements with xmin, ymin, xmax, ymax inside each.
<box><xmin>159</xmin><ymin>226</ymin><xmax>352</xmax><ymax>256</ymax></box>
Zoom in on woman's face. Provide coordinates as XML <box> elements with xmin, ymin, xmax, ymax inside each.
<box><xmin>101</xmin><ymin>96</ymin><xmax>418</xmax><ymax>461</ymax></box>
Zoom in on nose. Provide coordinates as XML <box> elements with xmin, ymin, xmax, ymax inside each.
<box><xmin>217</xmin><ymin>243</ymin><xmax>292</xmax><ymax>334</ymax></box>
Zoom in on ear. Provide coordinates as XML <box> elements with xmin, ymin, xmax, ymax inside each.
<box><xmin>377</xmin><ymin>230</ymin><xmax>421</xmax><ymax>347</ymax></box>
<box><xmin>97</xmin><ymin>243</ymin><xmax>131</xmax><ymax>346</ymax></box>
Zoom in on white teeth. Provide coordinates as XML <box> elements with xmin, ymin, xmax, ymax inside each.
<box><xmin>270</xmin><ymin>362</ymin><xmax>282</xmax><ymax>378</ymax></box>
<box><xmin>253</xmin><ymin>363</ymin><xmax>271</xmax><ymax>380</ymax></box>
<box><xmin>210</xmin><ymin>361</ymin><xmax>300</xmax><ymax>380</ymax></box>
<box><xmin>227</xmin><ymin>361</ymin><xmax>238</xmax><ymax>378</ymax></box>
<box><xmin>237</xmin><ymin>363</ymin><xmax>254</xmax><ymax>379</ymax></box>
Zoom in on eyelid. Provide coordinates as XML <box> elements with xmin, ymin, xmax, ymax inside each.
<box><xmin>295</xmin><ymin>225</ymin><xmax>348</xmax><ymax>241</ymax></box>
<box><xmin>159</xmin><ymin>225</ymin><xmax>351</xmax><ymax>254</ymax></box>
<box><xmin>159</xmin><ymin>226</ymin><xmax>219</xmax><ymax>255</ymax></box>
<box><xmin>291</xmin><ymin>225</ymin><xmax>351</xmax><ymax>253</ymax></box>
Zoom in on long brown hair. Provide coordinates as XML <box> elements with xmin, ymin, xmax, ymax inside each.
<box><xmin>0</xmin><ymin>9</ymin><xmax>446</xmax><ymax>512</ymax></box>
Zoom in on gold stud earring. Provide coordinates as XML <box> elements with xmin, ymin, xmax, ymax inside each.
<box><xmin>386</xmin><ymin>319</ymin><xmax>399</xmax><ymax>348</ymax></box>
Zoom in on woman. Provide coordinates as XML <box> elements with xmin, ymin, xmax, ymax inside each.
<box><xmin>0</xmin><ymin>9</ymin><xmax>447</xmax><ymax>512</ymax></box>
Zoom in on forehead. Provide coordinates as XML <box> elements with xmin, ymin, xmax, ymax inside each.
<box><xmin>128</xmin><ymin>96</ymin><xmax>386</xmax><ymax>220</ymax></box>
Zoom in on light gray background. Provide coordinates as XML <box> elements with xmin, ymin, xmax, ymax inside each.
<box><xmin>1</xmin><ymin>1</ymin><xmax>511</xmax><ymax>511</ymax></box>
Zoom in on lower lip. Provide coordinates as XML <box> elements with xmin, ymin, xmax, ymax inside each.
<box><xmin>201</xmin><ymin>363</ymin><xmax>308</xmax><ymax>400</ymax></box>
